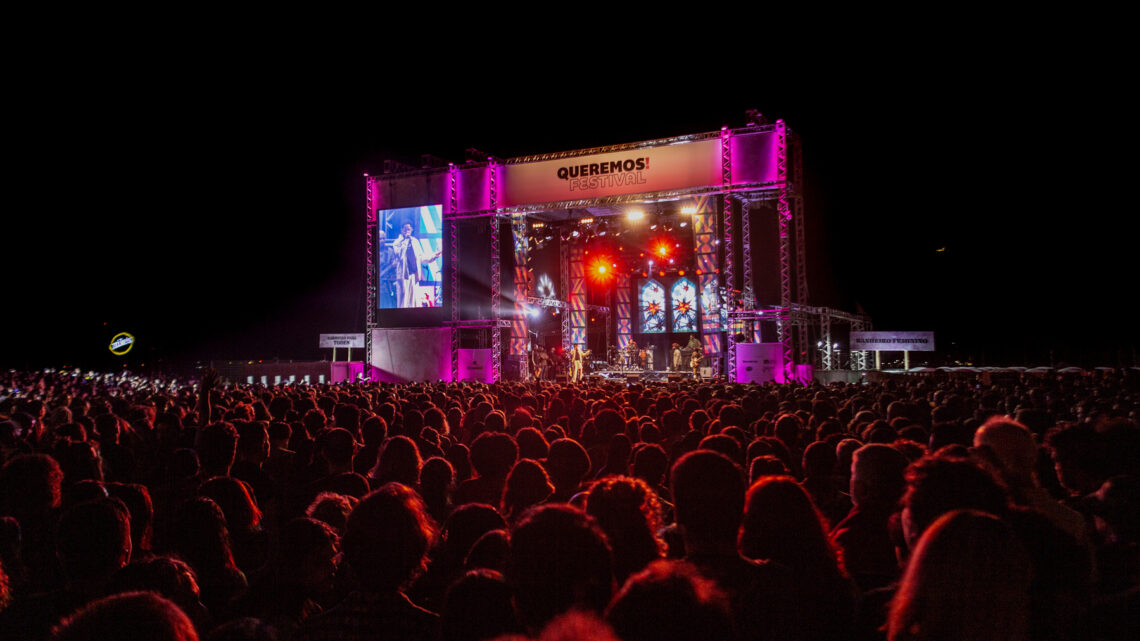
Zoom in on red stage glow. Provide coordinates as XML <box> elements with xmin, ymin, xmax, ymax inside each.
<box><xmin>589</xmin><ymin>256</ymin><xmax>615</xmax><ymax>283</ymax></box>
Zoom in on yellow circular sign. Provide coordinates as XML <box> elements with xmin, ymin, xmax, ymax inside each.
<box><xmin>109</xmin><ymin>332</ymin><xmax>135</xmax><ymax>356</ymax></box>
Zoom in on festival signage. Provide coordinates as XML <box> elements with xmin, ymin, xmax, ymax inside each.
<box><xmin>457</xmin><ymin>348</ymin><xmax>493</xmax><ymax>383</ymax></box>
<box><xmin>850</xmin><ymin>331</ymin><xmax>935</xmax><ymax>352</ymax></box>
<box><xmin>319</xmin><ymin>333</ymin><xmax>365</xmax><ymax>348</ymax></box>
<box><xmin>108</xmin><ymin>332</ymin><xmax>135</xmax><ymax>356</ymax></box>
<box><xmin>736</xmin><ymin>343</ymin><xmax>784</xmax><ymax>384</ymax></box>
<box><xmin>500</xmin><ymin>139</ymin><xmax>722</xmax><ymax>207</ymax></box>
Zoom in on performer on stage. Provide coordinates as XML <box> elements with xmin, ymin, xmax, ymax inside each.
<box><xmin>569</xmin><ymin>344</ymin><xmax>585</xmax><ymax>382</ymax></box>
<box><xmin>645</xmin><ymin>346</ymin><xmax>653</xmax><ymax>371</ymax></box>
<box><xmin>535</xmin><ymin>345</ymin><xmax>549</xmax><ymax>381</ymax></box>
<box><xmin>625</xmin><ymin>339</ymin><xmax>638</xmax><ymax>371</ymax></box>
<box><xmin>393</xmin><ymin>222</ymin><xmax>441</xmax><ymax>308</ymax></box>
<box><xmin>689</xmin><ymin>336</ymin><xmax>702</xmax><ymax>377</ymax></box>
<box><xmin>672</xmin><ymin>343</ymin><xmax>682</xmax><ymax>371</ymax></box>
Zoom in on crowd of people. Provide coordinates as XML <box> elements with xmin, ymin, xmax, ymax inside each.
<box><xmin>0</xmin><ymin>367</ymin><xmax>1137</xmax><ymax>641</ymax></box>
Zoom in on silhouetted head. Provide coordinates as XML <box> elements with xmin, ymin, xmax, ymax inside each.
<box><xmin>507</xmin><ymin>504</ymin><xmax>614</xmax><ymax>632</ymax></box>
<box><xmin>606</xmin><ymin>560</ymin><xmax>732</xmax><ymax>641</ymax></box>
<box><xmin>50</xmin><ymin>591</ymin><xmax>198</xmax><ymax>641</ymax></box>
<box><xmin>342</xmin><ymin>483</ymin><xmax>436</xmax><ymax>592</ymax></box>
<box><xmin>671</xmin><ymin>450</ymin><xmax>745</xmax><ymax>547</ymax></box>
<box><xmin>888</xmin><ymin>510</ymin><xmax>1030</xmax><ymax>641</ymax></box>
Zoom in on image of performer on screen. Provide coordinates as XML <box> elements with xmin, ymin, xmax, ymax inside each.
<box><xmin>377</xmin><ymin>229</ymin><xmax>398</xmax><ymax>308</ymax></box>
<box><xmin>394</xmin><ymin>222</ymin><xmax>441</xmax><ymax>308</ymax></box>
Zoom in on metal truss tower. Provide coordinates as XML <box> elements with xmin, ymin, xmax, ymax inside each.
<box><xmin>775</xmin><ymin>120</ymin><xmax>794</xmax><ymax>382</ymax></box>
<box><xmin>365</xmin><ymin>176</ymin><xmax>376</xmax><ymax>371</ymax></box>
<box><xmin>722</xmin><ymin>127</ymin><xmax>737</xmax><ymax>382</ymax></box>
<box><xmin>488</xmin><ymin>160</ymin><xmax>502</xmax><ymax>382</ymax></box>
<box><xmin>448</xmin><ymin>164</ymin><xmax>460</xmax><ymax>381</ymax></box>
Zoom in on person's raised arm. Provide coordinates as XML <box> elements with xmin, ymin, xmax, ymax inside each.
<box><xmin>197</xmin><ymin>367</ymin><xmax>218</xmax><ymax>425</ymax></box>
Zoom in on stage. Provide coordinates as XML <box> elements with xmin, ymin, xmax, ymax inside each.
<box><xmin>364</xmin><ymin>115</ymin><xmax>870</xmax><ymax>384</ymax></box>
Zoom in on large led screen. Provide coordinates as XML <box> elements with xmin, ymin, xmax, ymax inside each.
<box><xmin>376</xmin><ymin>205</ymin><xmax>444</xmax><ymax>309</ymax></box>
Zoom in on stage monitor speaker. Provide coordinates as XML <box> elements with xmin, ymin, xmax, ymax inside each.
<box><xmin>700</xmin><ymin>367</ymin><xmax>714</xmax><ymax>378</ymax></box>
<box><xmin>624</xmin><ymin>373</ymin><xmax>641</xmax><ymax>384</ymax></box>
<box><xmin>666</xmin><ymin>373</ymin><xmax>684</xmax><ymax>383</ymax></box>
<box><xmin>588</xmin><ymin>374</ymin><xmax>603</xmax><ymax>383</ymax></box>
<box><xmin>554</xmin><ymin>374</ymin><xmax>568</xmax><ymax>383</ymax></box>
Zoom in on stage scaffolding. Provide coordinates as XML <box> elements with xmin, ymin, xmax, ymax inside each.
<box><xmin>728</xmin><ymin>304</ymin><xmax>872</xmax><ymax>372</ymax></box>
<box><xmin>366</xmin><ymin>120</ymin><xmax>866</xmax><ymax>382</ymax></box>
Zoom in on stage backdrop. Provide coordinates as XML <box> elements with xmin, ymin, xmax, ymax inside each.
<box><xmin>368</xmin><ymin>328</ymin><xmax>451</xmax><ymax>382</ymax></box>
<box><xmin>735</xmin><ymin>343</ymin><xmax>784</xmax><ymax>384</ymax></box>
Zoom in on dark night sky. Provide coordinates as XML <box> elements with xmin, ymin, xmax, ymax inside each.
<box><xmin>3</xmin><ymin>40</ymin><xmax>1133</xmax><ymax>371</ymax></box>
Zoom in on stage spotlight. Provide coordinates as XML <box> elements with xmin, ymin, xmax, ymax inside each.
<box><xmin>678</xmin><ymin>270</ymin><xmax>685</xmax><ymax>276</ymax></box>
<box><xmin>663</xmin><ymin>221</ymin><xmax>674</xmax><ymax>232</ymax></box>
<box><xmin>571</xmin><ymin>229</ymin><xmax>580</xmax><ymax>238</ymax></box>
<box><xmin>627</xmin><ymin>209</ymin><xmax>645</xmax><ymax>222</ymax></box>
<box><xmin>681</xmin><ymin>205</ymin><xmax>697</xmax><ymax>215</ymax></box>
<box><xmin>597</xmin><ymin>221</ymin><xmax>610</xmax><ymax>236</ymax></box>
<box><xmin>679</xmin><ymin>220</ymin><xmax>688</xmax><ymax>228</ymax></box>
<box><xmin>579</xmin><ymin>217</ymin><xmax>595</xmax><ymax>225</ymax></box>
<box><xmin>655</xmin><ymin>243</ymin><xmax>670</xmax><ymax>258</ymax></box>
<box><xmin>650</xmin><ymin>222</ymin><xmax>659</xmax><ymax>231</ymax></box>
<box><xmin>658</xmin><ymin>271</ymin><xmax>665</xmax><ymax>277</ymax></box>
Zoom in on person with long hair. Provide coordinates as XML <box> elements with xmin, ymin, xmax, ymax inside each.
<box><xmin>738</xmin><ymin>475</ymin><xmax>855</xmax><ymax>641</ymax></box>
<box><xmin>297</xmin><ymin>483</ymin><xmax>439</xmax><ymax>641</ymax></box>
<box><xmin>586</xmin><ymin>476</ymin><xmax>665</xmax><ymax>586</ymax></box>
<box><xmin>500</xmin><ymin>459</ymin><xmax>554</xmax><ymax>524</ymax></box>
<box><xmin>887</xmin><ymin>509</ymin><xmax>1031</xmax><ymax>641</ymax></box>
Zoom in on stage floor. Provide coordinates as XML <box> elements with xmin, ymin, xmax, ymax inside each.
<box><xmin>534</xmin><ymin>368</ymin><xmax>705</xmax><ymax>382</ymax></box>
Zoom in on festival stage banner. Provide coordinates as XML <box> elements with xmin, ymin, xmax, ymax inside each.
<box><xmin>850</xmin><ymin>331</ymin><xmax>935</xmax><ymax>352</ymax></box>
<box><xmin>499</xmin><ymin>139</ymin><xmax>722</xmax><ymax>207</ymax></box>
